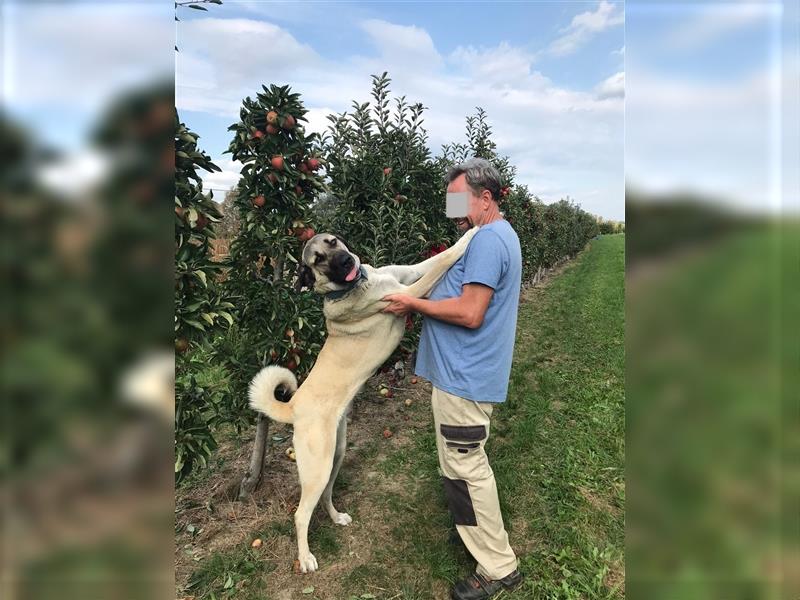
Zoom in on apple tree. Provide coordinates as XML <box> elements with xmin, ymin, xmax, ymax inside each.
<box><xmin>174</xmin><ymin>113</ymin><xmax>233</xmax><ymax>482</ymax></box>
<box><xmin>222</xmin><ymin>84</ymin><xmax>327</xmax><ymax>498</ymax></box>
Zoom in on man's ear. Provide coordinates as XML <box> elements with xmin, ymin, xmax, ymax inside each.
<box><xmin>294</xmin><ymin>264</ymin><xmax>316</xmax><ymax>292</ymax></box>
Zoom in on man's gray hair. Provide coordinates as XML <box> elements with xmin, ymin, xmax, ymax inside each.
<box><xmin>447</xmin><ymin>158</ymin><xmax>502</xmax><ymax>202</ymax></box>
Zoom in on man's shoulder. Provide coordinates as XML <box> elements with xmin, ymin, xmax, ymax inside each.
<box><xmin>473</xmin><ymin>221</ymin><xmax>511</xmax><ymax>244</ymax></box>
<box><xmin>472</xmin><ymin>221</ymin><xmax>519</xmax><ymax>256</ymax></box>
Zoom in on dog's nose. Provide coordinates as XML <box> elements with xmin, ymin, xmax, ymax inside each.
<box><xmin>335</xmin><ymin>252</ymin><xmax>354</xmax><ymax>270</ymax></box>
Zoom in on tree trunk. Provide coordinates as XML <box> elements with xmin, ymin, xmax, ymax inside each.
<box><xmin>238</xmin><ymin>254</ymin><xmax>285</xmax><ymax>501</ymax></box>
<box><xmin>238</xmin><ymin>414</ymin><xmax>269</xmax><ymax>500</ymax></box>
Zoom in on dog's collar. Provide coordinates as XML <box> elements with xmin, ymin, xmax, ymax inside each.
<box><xmin>324</xmin><ymin>266</ymin><xmax>368</xmax><ymax>301</ymax></box>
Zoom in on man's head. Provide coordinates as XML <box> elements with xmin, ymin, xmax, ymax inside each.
<box><xmin>295</xmin><ymin>233</ymin><xmax>362</xmax><ymax>294</ymax></box>
<box><xmin>446</xmin><ymin>158</ymin><xmax>502</xmax><ymax>230</ymax></box>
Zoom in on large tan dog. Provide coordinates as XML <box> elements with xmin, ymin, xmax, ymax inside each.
<box><xmin>248</xmin><ymin>226</ymin><xmax>478</xmax><ymax>573</ymax></box>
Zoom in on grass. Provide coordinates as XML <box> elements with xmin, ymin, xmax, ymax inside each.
<box><xmin>625</xmin><ymin>224</ymin><xmax>795</xmax><ymax>600</ymax></box>
<box><xmin>181</xmin><ymin>234</ymin><xmax>626</xmax><ymax>599</ymax></box>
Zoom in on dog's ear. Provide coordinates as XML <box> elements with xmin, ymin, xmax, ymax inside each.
<box><xmin>294</xmin><ymin>264</ymin><xmax>316</xmax><ymax>292</ymax></box>
<box><xmin>334</xmin><ymin>235</ymin><xmax>351</xmax><ymax>250</ymax></box>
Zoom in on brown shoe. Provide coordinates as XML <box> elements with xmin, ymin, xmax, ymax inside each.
<box><xmin>450</xmin><ymin>570</ymin><xmax>523</xmax><ymax>600</ymax></box>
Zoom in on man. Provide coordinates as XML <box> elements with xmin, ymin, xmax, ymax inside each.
<box><xmin>382</xmin><ymin>158</ymin><xmax>523</xmax><ymax>600</ymax></box>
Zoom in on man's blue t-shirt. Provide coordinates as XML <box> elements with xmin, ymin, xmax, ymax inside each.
<box><xmin>415</xmin><ymin>219</ymin><xmax>522</xmax><ymax>402</ymax></box>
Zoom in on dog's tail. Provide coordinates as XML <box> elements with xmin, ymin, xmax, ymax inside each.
<box><xmin>248</xmin><ymin>366</ymin><xmax>298</xmax><ymax>424</ymax></box>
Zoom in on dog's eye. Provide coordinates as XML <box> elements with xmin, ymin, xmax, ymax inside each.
<box><xmin>329</xmin><ymin>238</ymin><xmax>337</xmax><ymax>246</ymax></box>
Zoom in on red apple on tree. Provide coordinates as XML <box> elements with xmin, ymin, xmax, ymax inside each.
<box><xmin>266</xmin><ymin>110</ymin><xmax>278</xmax><ymax>124</ymax></box>
<box><xmin>252</xmin><ymin>195</ymin><xmax>266</xmax><ymax>208</ymax></box>
<box><xmin>271</xmin><ymin>155</ymin><xmax>285</xmax><ymax>170</ymax></box>
<box><xmin>265</xmin><ymin>124</ymin><xmax>278</xmax><ymax>135</ymax></box>
<box><xmin>298</xmin><ymin>227</ymin><xmax>315</xmax><ymax>242</ymax></box>
<box><xmin>308</xmin><ymin>158</ymin><xmax>321</xmax><ymax>171</ymax></box>
<box><xmin>282</xmin><ymin>115</ymin><xmax>296</xmax><ymax>130</ymax></box>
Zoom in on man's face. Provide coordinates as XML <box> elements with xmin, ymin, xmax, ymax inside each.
<box><xmin>447</xmin><ymin>173</ymin><xmax>488</xmax><ymax>230</ymax></box>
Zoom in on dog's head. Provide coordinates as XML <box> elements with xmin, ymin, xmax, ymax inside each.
<box><xmin>295</xmin><ymin>233</ymin><xmax>362</xmax><ymax>294</ymax></box>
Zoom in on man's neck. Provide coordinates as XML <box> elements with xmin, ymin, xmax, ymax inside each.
<box><xmin>477</xmin><ymin>209</ymin><xmax>503</xmax><ymax>226</ymax></box>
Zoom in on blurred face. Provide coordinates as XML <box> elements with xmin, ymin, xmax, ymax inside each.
<box><xmin>447</xmin><ymin>173</ymin><xmax>492</xmax><ymax>229</ymax></box>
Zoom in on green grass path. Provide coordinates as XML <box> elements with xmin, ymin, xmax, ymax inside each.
<box><xmin>495</xmin><ymin>233</ymin><xmax>625</xmax><ymax>598</ymax></box>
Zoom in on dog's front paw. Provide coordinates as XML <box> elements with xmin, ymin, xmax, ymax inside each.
<box><xmin>298</xmin><ymin>552</ymin><xmax>318</xmax><ymax>573</ymax></box>
<box><xmin>333</xmin><ymin>512</ymin><xmax>352</xmax><ymax>526</ymax></box>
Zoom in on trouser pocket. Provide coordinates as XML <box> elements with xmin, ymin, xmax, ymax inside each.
<box><xmin>440</xmin><ymin>424</ymin><xmax>487</xmax><ymax>442</ymax></box>
<box><xmin>445</xmin><ymin>441</ymin><xmax>480</xmax><ymax>454</ymax></box>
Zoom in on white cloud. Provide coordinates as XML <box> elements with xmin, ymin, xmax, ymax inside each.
<box><xmin>626</xmin><ymin>62</ymin><xmax>784</xmax><ymax>213</ymax></box>
<box><xmin>179</xmin><ymin>17</ymin><xmax>623</xmax><ymax>220</ymax></box>
<box><xmin>202</xmin><ymin>158</ymin><xmax>244</xmax><ymax>196</ymax></box>
<box><xmin>660</xmin><ymin>2</ymin><xmax>780</xmax><ymax>52</ymax></box>
<box><xmin>359</xmin><ymin>19</ymin><xmax>443</xmax><ymax>71</ymax></box>
<box><xmin>595</xmin><ymin>71</ymin><xmax>625</xmax><ymax>100</ymax></box>
<box><xmin>612</xmin><ymin>45</ymin><xmax>625</xmax><ymax>57</ymax></box>
<box><xmin>37</xmin><ymin>149</ymin><xmax>110</xmax><ymax>199</ymax></box>
<box><xmin>177</xmin><ymin>18</ymin><xmax>320</xmax><ymax>91</ymax></box>
<box><xmin>547</xmin><ymin>1</ymin><xmax>624</xmax><ymax>57</ymax></box>
<box><xmin>5</xmin><ymin>3</ymin><xmax>172</xmax><ymax>111</ymax></box>
<box><xmin>449</xmin><ymin>42</ymin><xmax>539</xmax><ymax>86</ymax></box>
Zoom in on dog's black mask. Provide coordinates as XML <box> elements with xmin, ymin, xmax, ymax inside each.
<box><xmin>327</xmin><ymin>251</ymin><xmax>356</xmax><ymax>285</ymax></box>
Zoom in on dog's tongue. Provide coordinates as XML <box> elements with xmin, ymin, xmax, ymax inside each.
<box><xmin>345</xmin><ymin>265</ymin><xmax>359</xmax><ymax>282</ymax></box>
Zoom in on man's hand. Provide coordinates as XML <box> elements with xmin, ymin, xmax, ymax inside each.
<box><xmin>382</xmin><ymin>293</ymin><xmax>417</xmax><ymax>317</ymax></box>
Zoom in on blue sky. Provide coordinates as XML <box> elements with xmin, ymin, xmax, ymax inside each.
<box><xmin>4</xmin><ymin>1</ymin><xmax>794</xmax><ymax>215</ymax></box>
<box><xmin>175</xmin><ymin>0</ymin><xmax>625</xmax><ymax>220</ymax></box>
<box><xmin>625</xmin><ymin>1</ymin><xmax>791</xmax><ymax>213</ymax></box>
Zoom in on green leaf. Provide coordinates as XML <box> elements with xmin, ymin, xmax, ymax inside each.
<box><xmin>223</xmin><ymin>575</ymin><xmax>234</xmax><ymax>589</ymax></box>
<box><xmin>194</xmin><ymin>270</ymin><xmax>208</xmax><ymax>287</ymax></box>
<box><xmin>184</xmin><ymin>319</ymin><xmax>206</xmax><ymax>332</ymax></box>
<box><xmin>188</xmin><ymin>4</ymin><xmax>209</xmax><ymax>10</ymax></box>
<box><xmin>302</xmin><ymin>587</ymin><xmax>315</xmax><ymax>594</ymax></box>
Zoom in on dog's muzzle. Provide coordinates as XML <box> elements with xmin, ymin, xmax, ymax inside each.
<box><xmin>330</xmin><ymin>251</ymin><xmax>356</xmax><ymax>283</ymax></box>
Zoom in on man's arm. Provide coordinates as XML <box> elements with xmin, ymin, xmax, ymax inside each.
<box><xmin>382</xmin><ymin>283</ymin><xmax>493</xmax><ymax>329</ymax></box>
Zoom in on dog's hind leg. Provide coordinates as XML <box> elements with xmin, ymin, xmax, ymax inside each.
<box><xmin>293</xmin><ymin>427</ymin><xmax>335</xmax><ymax>573</ymax></box>
<box><xmin>322</xmin><ymin>415</ymin><xmax>352</xmax><ymax>526</ymax></box>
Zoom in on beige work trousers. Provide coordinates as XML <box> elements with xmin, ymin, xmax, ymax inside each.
<box><xmin>431</xmin><ymin>386</ymin><xmax>518</xmax><ymax>581</ymax></box>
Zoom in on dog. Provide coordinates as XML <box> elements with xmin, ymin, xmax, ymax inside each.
<box><xmin>248</xmin><ymin>226</ymin><xmax>479</xmax><ymax>573</ymax></box>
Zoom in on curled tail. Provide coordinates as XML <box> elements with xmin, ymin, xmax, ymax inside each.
<box><xmin>248</xmin><ymin>366</ymin><xmax>298</xmax><ymax>424</ymax></box>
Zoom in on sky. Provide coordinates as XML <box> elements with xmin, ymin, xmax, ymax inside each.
<box><xmin>3</xmin><ymin>1</ymin><xmax>792</xmax><ymax>217</ymax></box>
<box><xmin>174</xmin><ymin>0</ymin><xmax>626</xmax><ymax>221</ymax></box>
<box><xmin>625</xmin><ymin>1</ymin><xmax>793</xmax><ymax>214</ymax></box>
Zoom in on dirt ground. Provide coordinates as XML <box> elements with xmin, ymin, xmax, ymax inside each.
<box><xmin>175</xmin><ymin>368</ymin><xmax>446</xmax><ymax>599</ymax></box>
